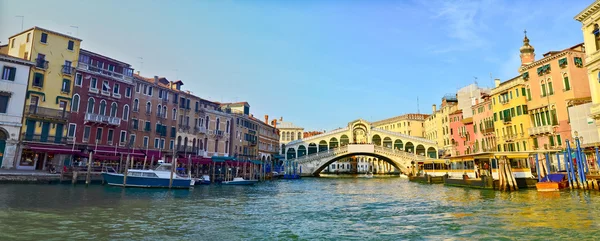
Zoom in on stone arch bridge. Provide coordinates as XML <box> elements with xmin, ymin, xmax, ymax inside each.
<box><xmin>284</xmin><ymin>119</ymin><xmax>444</xmax><ymax>176</ymax></box>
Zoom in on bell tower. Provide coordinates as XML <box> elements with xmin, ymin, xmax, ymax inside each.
<box><xmin>520</xmin><ymin>29</ymin><xmax>535</xmax><ymax>67</ymax></box>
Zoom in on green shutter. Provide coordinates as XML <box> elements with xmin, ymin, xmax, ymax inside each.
<box><xmin>499</xmin><ymin>111</ymin><xmax>503</xmax><ymax>120</ymax></box>
<box><xmin>34</xmin><ymin>73</ymin><xmax>44</xmax><ymax>87</ymax></box>
<box><xmin>494</xmin><ymin>113</ymin><xmax>497</xmax><ymax>121</ymax></box>
<box><xmin>523</xmin><ymin>105</ymin><xmax>528</xmax><ymax>114</ymax></box>
<box><xmin>533</xmin><ymin>138</ymin><xmax>538</xmax><ymax>148</ymax></box>
<box><xmin>523</xmin><ymin>141</ymin><xmax>527</xmax><ymax>151</ymax></box>
<box><xmin>8</xmin><ymin>67</ymin><xmax>16</xmax><ymax>80</ymax></box>
<box><xmin>541</xmin><ymin>84</ymin><xmax>546</xmax><ymax>96</ymax></box>
<box><xmin>548</xmin><ymin>82</ymin><xmax>554</xmax><ymax>95</ymax></box>
<box><xmin>557</xmin><ymin>134</ymin><xmax>562</xmax><ymax>145</ymax></box>
<box><xmin>551</xmin><ymin>109</ymin><xmax>558</xmax><ymax>125</ymax></box>
<box><xmin>549</xmin><ymin>136</ymin><xmax>555</xmax><ymax>146</ymax></box>
<box><xmin>521</xmin><ymin>88</ymin><xmax>526</xmax><ymax>96</ymax></box>
<box><xmin>511</xmin><ymin>108</ymin><xmax>515</xmax><ymax>117</ymax></box>
<box><xmin>527</xmin><ymin>89</ymin><xmax>531</xmax><ymax>100</ymax></box>
<box><xmin>517</xmin><ymin>106</ymin><xmax>522</xmax><ymax>115</ymax></box>
<box><xmin>564</xmin><ymin>77</ymin><xmax>570</xmax><ymax>91</ymax></box>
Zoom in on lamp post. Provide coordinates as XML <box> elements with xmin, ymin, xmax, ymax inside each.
<box><xmin>410</xmin><ymin>161</ymin><xmax>415</xmax><ymax>176</ymax></box>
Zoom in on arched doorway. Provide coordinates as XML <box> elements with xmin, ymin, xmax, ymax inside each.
<box><xmin>340</xmin><ymin>135</ymin><xmax>349</xmax><ymax>146</ymax></box>
<box><xmin>427</xmin><ymin>147</ymin><xmax>437</xmax><ymax>158</ymax></box>
<box><xmin>287</xmin><ymin>148</ymin><xmax>296</xmax><ymax>159</ymax></box>
<box><xmin>297</xmin><ymin>145</ymin><xmax>306</xmax><ymax>157</ymax></box>
<box><xmin>0</xmin><ymin>128</ymin><xmax>7</xmax><ymax>167</ymax></box>
<box><xmin>416</xmin><ymin>144</ymin><xmax>425</xmax><ymax>156</ymax></box>
<box><xmin>383</xmin><ymin>137</ymin><xmax>392</xmax><ymax>148</ymax></box>
<box><xmin>308</xmin><ymin>143</ymin><xmax>317</xmax><ymax>155</ymax></box>
<box><xmin>404</xmin><ymin>142</ymin><xmax>414</xmax><ymax>153</ymax></box>
<box><xmin>394</xmin><ymin>139</ymin><xmax>403</xmax><ymax>151</ymax></box>
<box><xmin>372</xmin><ymin>135</ymin><xmax>381</xmax><ymax>146</ymax></box>
<box><xmin>329</xmin><ymin>137</ymin><xmax>338</xmax><ymax>149</ymax></box>
<box><xmin>318</xmin><ymin>140</ymin><xmax>328</xmax><ymax>152</ymax></box>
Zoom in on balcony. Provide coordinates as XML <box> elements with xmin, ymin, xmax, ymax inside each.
<box><xmin>503</xmin><ymin>134</ymin><xmax>518</xmax><ymax>142</ymax></box>
<box><xmin>25</xmin><ymin>105</ymin><xmax>69</xmax><ymax>120</ymax></box>
<box><xmin>176</xmin><ymin>146</ymin><xmax>196</xmax><ymax>154</ymax></box>
<box><xmin>483</xmin><ymin>127</ymin><xmax>495</xmax><ymax>134</ymax></box>
<box><xmin>21</xmin><ymin>133</ymin><xmax>70</xmax><ymax>144</ymax></box>
<box><xmin>156</xmin><ymin>112</ymin><xmax>166</xmax><ymax>119</ymax></box>
<box><xmin>77</xmin><ymin>62</ymin><xmax>133</xmax><ymax>82</ymax></box>
<box><xmin>178</xmin><ymin>124</ymin><xmax>190</xmax><ymax>132</ymax></box>
<box><xmin>145</xmin><ymin>110</ymin><xmax>151</xmax><ymax>116</ymax></box>
<box><xmin>194</xmin><ymin>126</ymin><xmax>207</xmax><ymax>134</ymax></box>
<box><xmin>503</xmin><ymin>117</ymin><xmax>512</xmax><ymax>124</ymax></box>
<box><xmin>84</xmin><ymin>113</ymin><xmax>121</xmax><ymax>126</ymax></box>
<box><xmin>35</xmin><ymin>58</ymin><xmax>49</xmax><ymax>70</ymax></box>
<box><xmin>528</xmin><ymin>125</ymin><xmax>553</xmax><ymax>136</ymax></box>
<box><xmin>62</xmin><ymin>65</ymin><xmax>75</xmax><ymax>75</ymax></box>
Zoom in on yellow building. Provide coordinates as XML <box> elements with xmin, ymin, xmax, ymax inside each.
<box><xmin>575</xmin><ymin>2</ymin><xmax>600</xmax><ymax>141</ymax></box>
<box><xmin>491</xmin><ymin>77</ymin><xmax>530</xmax><ymax>152</ymax></box>
<box><xmin>372</xmin><ymin>113</ymin><xmax>429</xmax><ymax>137</ymax></box>
<box><xmin>425</xmin><ymin>96</ymin><xmax>458</xmax><ymax>156</ymax></box>
<box><xmin>6</xmin><ymin>27</ymin><xmax>81</xmax><ymax>169</ymax></box>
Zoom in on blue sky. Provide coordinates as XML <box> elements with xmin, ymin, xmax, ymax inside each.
<box><xmin>0</xmin><ymin>0</ymin><xmax>592</xmax><ymax>131</ymax></box>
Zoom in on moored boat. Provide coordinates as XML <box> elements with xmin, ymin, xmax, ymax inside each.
<box><xmin>195</xmin><ymin>175</ymin><xmax>211</xmax><ymax>185</ymax></box>
<box><xmin>222</xmin><ymin>177</ymin><xmax>258</xmax><ymax>185</ymax></box>
<box><xmin>102</xmin><ymin>162</ymin><xmax>194</xmax><ymax>188</ymax></box>
<box><xmin>536</xmin><ymin>173</ymin><xmax>568</xmax><ymax>192</ymax></box>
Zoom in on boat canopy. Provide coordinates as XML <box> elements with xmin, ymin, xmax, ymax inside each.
<box><xmin>449</xmin><ymin>152</ymin><xmax>533</xmax><ymax>162</ymax></box>
<box><xmin>211</xmin><ymin>156</ymin><xmax>236</xmax><ymax>162</ymax></box>
<box><xmin>249</xmin><ymin>160</ymin><xmax>262</xmax><ymax>165</ymax></box>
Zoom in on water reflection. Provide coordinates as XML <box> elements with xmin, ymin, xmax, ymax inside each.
<box><xmin>1</xmin><ymin>178</ymin><xmax>600</xmax><ymax>240</ymax></box>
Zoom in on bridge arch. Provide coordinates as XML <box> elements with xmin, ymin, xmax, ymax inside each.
<box><xmin>427</xmin><ymin>147</ymin><xmax>437</xmax><ymax>158</ymax></box>
<box><xmin>394</xmin><ymin>139</ymin><xmax>403</xmax><ymax>150</ymax></box>
<box><xmin>311</xmin><ymin>152</ymin><xmax>402</xmax><ymax>176</ymax></box>
<box><xmin>298</xmin><ymin>145</ymin><xmax>306</xmax><ymax>157</ymax></box>
<box><xmin>405</xmin><ymin>142</ymin><xmax>414</xmax><ymax>153</ymax></box>
<box><xmin>286</xmin><ymin>148</ymin><xmax>296</xmax><ymax>159</ymax></box>
<box><xmin>383</xmin><ymin>137</ymin><xmax>392</xmax><ymax>148</ymax></box>
<box><xmin>372</xmin><ymin>135</ymin><xmax>381</xmax><ymax>146</ymax></box>
<box><xmin>318</xmin><ymin>140</ymin><xmax>328</xmax><ymax>152</ymax></box>
<box><xmin>308</xmin><ymin>143</ymin><xmax>317</xmax><ymax>155</ymax></box>
<box><xmin>329</xmin><ymin>137</ymin><xmax>338</xmax><ymax>149</ymax></box>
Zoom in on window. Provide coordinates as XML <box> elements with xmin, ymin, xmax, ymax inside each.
<box><xmin>154</xmin><ymin>138</ymin><xmax>159</xmax><ymax>148</ymax></box>
<box><xmin>0</xmin><ymin>94</ymin><xmax>9</xmax><ymax>113</ymax></box>
<box><xmin>160</xmin><ymin>139</ymin><xmax>165</xmax><ymax>149</ymax></box>
<box><xmin>75</xmin><ymin>73</ymin><xmax>82</xmax><ymax>86</ymax></box>
<box><xmin>564</xmin><ymin>76</ymin><xmax>571</xmax><ymax>91</ymax></box>
<box><xmin>125</xmin><ymin>87</ymin><xmax>132</xmax><ymax>97</ymax></box>
<box><xmin>33</xmin><ymin>73</ymin><xmax>44</xmax><ymax>87</ymax></box>
<box><xmin>171</xmin><ymin>126</ymin><xmax>176</xmax><ymax>138</ymax></box>
<box><xmin>99</xmin><ymin>100</ymin><xmax>107</xmax><ymax>115</ymax></box>
<box><xmin>102</xmin><ymin>81</ymin><xmax>110</xmax><ymax>92</ymax></box>
<box><xmin>108</xmin><ymin>64</ymin><xmax>115</xmax><ymax>72</ymax></box>
<box><xmin>132</xmin><ymin>119</ymin><xmax>139</xmax><ymax>130</ymax></box>
<box><xmin>548</xmin><ymin>82</ymin><xmax>554</xmax><ymax>95</ymax></box>
<box><xmin>526</xmin><ymin>88</ymin><xmax>531</xmax><ymax>101</ymax></box>
<box><xmin>113</xmin><ymin>83</ymin><xmax>120</xmax><ymax>95</ymax></box>
<box><xmin>68</xmin><ymin>124</ymin><xmax>76</xmax><ymax>138</ymax></box>
<box><xmin>71</xmin><ymin>94</ymin><xmax>80</xmax><ymax>112</ymax></box>
<box><xmin>61</xmin><ymin>79</ymin><xmax>71</xmax><ymax>93</ymax></box>
<box><xmin>91</xmin><ymin>78</ymin><xmax>97</xmax><ymax>89</ymax></box>
<box><xmin>133</xmin><ymin>99</ymin><xmax>139</xmax><ymax>111</ymax></box>
<box><xmin>148</xmin><ymin>86</ymin><xmax>153</xmax><ymax>96</ymax></box>
<box><xmin>1</xmin><ymin>66</ymin><xmax>16</xmax><ymax>81</ymax></box>
<box><xmin>123</xmin><ymin>105</ymin><xmax>129</xmax><ymax>120</ymax></box>
<box><xmin>26</xmin><ymin>33</ymin><xmax>31</xmax><ymax>42</ymax></box>
<box><xmin>158</xmin><ymin>89</ymin><xmax>163</xmax><ymax>99</ymax></box>
<box><xmin>107</xmin><ymin>129</ymin><xmax>114</xmax><ymax>145</ymax></box>
<box><xmin>172</xmin><ymin>108</ymin><xmax>177</xmax><ymax>120</ymax></box>
<box><xmin>83</xmin><ymin>126</ymin><xmax>91</xmax><ymax>142</ymax></box>
<box><xmin>67</xmin><ymin>40</ymin><xmax>74</xmax><ymax>50</ymax></box>
<box><xmin>110</xmin><ymin>102</ymin><xmax>118</xmax><ymax>117</ymax></box>
<box><xmin>516</xmin><ymin>106</ymin><xmax>522</xmax><ymax>115</ymax></box>
<box><xmin>541</xmin><ymin>83</ymin><xmax>547</xmax><ymax>97</ymax></box>
<box><xmin>40</xmin><ymin>32</ymin><xmax>48</xmax><ymax>43</ymax></box>
<box><xmin>86</xmin><ymin>98</ymin><xmax>95</xmax><ymax>113</ymax></box>
<box><xmin>556</xmin><ymin>134</ymin><xmax>562</xmax><ymax>146</ymax></box>
<box><xmin>136</xmin><ymin>83</ymin><xmax>141</xmax><ymax>93</ymax></box>
<box><xmin>145</xmin><ymin>121</ymin><xmax>151</xmax><ymax>131</ymax></box>
<box><xmin>128</xmin><ymin>134</ymin><xmax>135</xmax><ymax>146</ymax></box>
<box><xmin>96</xmin><ymin>127</ymin><xmax>103</xmax><ymax>142</ymax></box>
<box><xmin>143</xmin><ymin>136</ymin><xmax>149</xmax><ymax>148</ymax></box>
<box><xmin>146</xmin><ymin>102</ymin><xmax>151</xmax><ymax>113</ymax></box>
<box><xmin>120</xmin><ymin>131</ymin><xmax>127</xmax><ymax>144</ymax></box>
<box><xmin>170</xmin><ymin>140</ymin><xmax>174</xmax><ymax>150</ymax></box>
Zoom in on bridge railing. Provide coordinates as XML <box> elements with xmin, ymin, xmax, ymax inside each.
<box><xmin>371</xmin><ymin>128</ymin><xmax>438</xmax><ymax>146</ymax></box>
<box><xmin>286</xmin><ymin>127</ymin><xmax>349</xmax><ymax>146</ymax></box>
<box><xmin>289</xmin><ymin>144</ymin><xmax>443</xmax><ymax>165</ymax></box>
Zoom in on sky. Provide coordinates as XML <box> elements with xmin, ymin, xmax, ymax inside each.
<box><xmin>0</xmin><ymin>0</ymin><xmax>593</xmax><ymax>131</ymax></box>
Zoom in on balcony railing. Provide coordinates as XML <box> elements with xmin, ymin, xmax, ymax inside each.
<box><xmin>503</xmin><ymin>117</ymin><xmax>512</xmax><ymax>124</ymax></box>
<box><xmin>77</xmin><ymin>62</ymin><xmax>133</xmax><ymax>82</ymax></box>
<box><xmin>194</xmin><ymin>126</ymin><xmax>207</xmax><ymax>134</ymax></box>
<box><xmin>84</xmin><ymin>113</ymin><xmax>121</xmax><ymax>126</ymax></box>
<box><xmin>178</xmin><ymin>124</ymin><xmax>190</xmax><ymax>131</ymax></box>
<box><xmin>176</xmin><ymin>146</ymin><xmax>196</xmax><ymax>154</ymax></box>
<box><xmin>528</xmin><ymin>125</ymin><xmax>553</xmax><ymax>136</ymax></box>
<box><xmin>156</xmin><ymin>112</ymin><xmax>165</xmax><ymax>119</ymax></box>
<box><xmin>25</xmin><ymin>105</ymin><xmax>69</xmax><ymax>120</ymax></box>
<box><xmin>35</xmin><ymin>58</ymin><xmax>49</xmax><ymax>70</ymax></box>
<box><xmin>62</xmin><ymin>65</ymin><xmax>75</xmax><ymax>75</ymax></box>
<box><xmin>21</xmin><ymin>133</ymin><xmax>71</xmax><ymax>144</ymax></box>
<box><xmin>483</xmin><ymin>127</ymin><xmax>495</xmax><ymax>134</ymax></box>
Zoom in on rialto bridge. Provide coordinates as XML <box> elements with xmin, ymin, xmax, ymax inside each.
<box><xmin>283</xmin><ymin>119</ymin><xmax>444</xmax><ymax>176</ymax></box>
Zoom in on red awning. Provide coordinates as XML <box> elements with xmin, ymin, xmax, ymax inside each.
<box><xmin>192</xmin><ymin>157</ymin><xmax>212</xmax><ymax>165</ymax></box>
<box><xmin>26</xmin><ymin>144</ymin><xmax>78</xmax><ymax>154</ymax></box>
<box><xmin>93</xmin><ymin>155</ymin><xmax>122</xmax><ymax>161</ymax></box>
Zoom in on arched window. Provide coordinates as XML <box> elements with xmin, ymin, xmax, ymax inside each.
<box><xmin>71</xmin><ymin>94</ymin><xmax>80</xmax><ymax>112</ymax></box>
<box><xmin>526</xmin><ymin>85</ymin><xmax>532</xmax><ymax>101</ymax></box>
<box><xmin>157</xmin><ymin>104</ymin><xmax>162</xmax><ymax>116</ymax></box>
<box><xmin>133</xmin><ymin>99</ymin><xmax>139</xmax><ymax>111</ymax></box>
<box><xmin>172</xmin><ymin>108</ymin><xmax>177</xmax><ymax>120</ymax></box>
<box><xmin>216</xmin><ymin>118</ymin><xmax>220</xmax><ymax>131</ymax></box>
<box><xmin>110</xmin><ymin>102</ymin><xmax>118</xmax><ymax>117</ymax></box>
<box><xmin>540</xmin><ymin>80</ymin><xmax>547</xmax><ymax>97</ymax></box>
<box><xmin>563</xmin><ymin>73</ymin><xmax>571</xmax><ymax>91</ymax></box>
<box><xmin>226</xmin><ymin>120</ymin><xmax>230</xmax><ymax>133</ymax></box>
<box><xmin>146</xmin><ymin>102</ymin><xmax>151</xmax><ymax>113</ymax></box>
<box><xmin>547</xmin><ymin>78</ymin><xmax>554</xmax><ymax>95</ymax></box>
<box><xmin>298</xmin><ymin>132</ymin><xmax>302</xmax><ymax>140</ymax></box>
<box><xmin>206</xmin><ymin>116</ymin><xmax>210</xmax><ymax>129</ymax></box>
<box><xmin>99</xmin><ymin>100</ymin><xmax>107</xmax><ymax>115</ymax></box>
<box><xmin>86</xmin><ymin>97</ymin><xmax>95</xmax><ymax>113</ymax></box>
<box><xmin>123</xmin><ymin>105</ymin><xmax>129</xmax><ymax>120</ymax></box>
<box><xmin>163</xmin><ymin>106</ymin><xmax>167</xmax><ymax>118</ymax></box>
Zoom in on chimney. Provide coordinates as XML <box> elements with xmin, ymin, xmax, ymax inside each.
<box><xmin>432</xmin><ymin>104</ymin><xmax>437</xmax><ymax>113</ymax></box>
<box><xmin>136</xmin><ymin>71</ymin><xmax>141</xmax><ymax>75</ymax></box>
<box><xmin>279</xmin><ymin>116</ymin><xmax>283</xmax><ymax>121</ymax></box>
<box><xmin>154</xmin><ymin>76</ymin><xmax>159</xmax><ymax>84</ymax></box>
<box><xmin>494</xmin><ymin>78</ymin><xmax>501</xmax><ymax>87</ymax></box>
<box><xmin>264</xmin><ymin>115</ymin><xmax>269</xmax><ymax>124</ymax></box>
<box><xmin>271</xmin><ymin>119</ymin><xmax>277</xmax><ymax>128</ymax></box>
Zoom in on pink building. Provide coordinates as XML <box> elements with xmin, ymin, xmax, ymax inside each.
<box><xmin>471</xmin><ymin>94</ymin><xmax>496</xmax><ymax>153</ymax></box>
<box><xmin>450</xmin><ymin>110</ymin><xmax>475</xmax><ymax>156</ymax></box>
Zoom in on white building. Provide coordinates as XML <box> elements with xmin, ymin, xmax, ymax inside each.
<box><xmin>568</xmin><ymin>102</ymin><xmax>600</xmax><ymax>146</ymax></box>
<box><xmin>0</xmin><ymin>54</ymin><xmax>33</xmax><ymax>169</ymax></box>
<box><xmin>275</xmin><ymin>117</ymin><xmax>304</xmax><ymax>157</ymax></box>
<box><xmin>457</xmin><ymin>83</ymin><xmax>490</xmax><ymax>119</ymax></box>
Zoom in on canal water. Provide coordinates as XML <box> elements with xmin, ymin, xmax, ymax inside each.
<box><xmin>1</xmin><ymin>177</ymin><xmax>600</xmax><ymax>240</ymax></box>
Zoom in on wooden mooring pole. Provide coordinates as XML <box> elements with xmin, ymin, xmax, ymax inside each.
<box><xmin>85</xmin><ymin>150</ymin><xmax>93</xmax><ymax>186</ymax></box>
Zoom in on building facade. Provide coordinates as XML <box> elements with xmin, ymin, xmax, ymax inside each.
<box><xmin>519</xmin><ymin>39</ymin><xmax>589</xmax><ymax>151</ymax></box>
<box><xmin>575</xmin><ymin>3</ymin><xmax>600</xmax><ymax>143</ymax></box>
<box><xmin>491</xmin><ymin>76</ymin><xmax>531</xmax><ymax>152</ymax></box>
<box><xmin>68</xmin><ymin>49</ymin><xmax>134</xmax><ymax>158</ymax></box>
<box><xmin>372</xmin><ymin>113</ymin><xmax>429</xmax><ymax>137</ymax></box>
<box><xmin>7</xmin><ymin>27</ymin><xmax>81</xmax><ymax>170</ymax></box>
<box><xmin>471</xmin><ymin>95</ymin><xmax>496</xmax><ymax>153</ymax></box>
<box><xmin>449</xmin><ymin>110</ymin><xmax>475</xmax><ymax>156</ymax></box>
<box><xmin>221</xmin><ymin>102</ymin><xmax>258</xmax><ymax>161</ymax></box>
<box><xmin>424</xmin><ymin>96</ymin><xmax>458</xmax><ymax>157</ymax></box>
<box><xmin>257</xmin><ymin>115</ymin><xmax>280</xmax><ymax>162</ymax></box>
<box><xmin>0</xmin><ymin>54</ymin><xmax>33</xmax><ymax>169</ymax></box>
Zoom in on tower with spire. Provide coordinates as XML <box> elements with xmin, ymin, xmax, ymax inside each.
<box><xmin>520</xmin><ymin>30</ymin><xmax>535</xmax><ymax>67</ymax></box>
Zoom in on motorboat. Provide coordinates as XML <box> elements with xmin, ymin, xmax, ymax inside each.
<box><xmin>102</xmin><ymin>162</ymin><xmax>195</xmax><ymax>188</ymax></box>
<box><xmin>536</xmin><ymin>173</ymin><xmax>568</xmax><ymax>192</ymax></box>
<box><xmin>195</xmin><ymin>175</ymin><xmax>211</xmax><ymax>185</ymax></box>
<box><xmin>222</xmin><ymin>177</ymin><xmax>258</xmax><ymax>185</ymax></box>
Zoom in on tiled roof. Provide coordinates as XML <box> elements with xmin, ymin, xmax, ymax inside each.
<box><xmin>9</xmin><ymin>26</ymin><xmax>82</xmax><ymax>41</ymax></box>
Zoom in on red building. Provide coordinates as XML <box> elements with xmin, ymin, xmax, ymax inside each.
<box><xmin>450</xmin><ymin>110</ymin><xmax>475</xmax><ymax>156</ymax></box>
<box><xmin>68</xmin><ymin>49</ymin><xmax>135</xmax><ymax>159</ymax></box>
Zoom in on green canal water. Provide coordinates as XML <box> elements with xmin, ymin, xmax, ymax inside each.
<box><xmin>1</xmin><ymin>177</ymin><xmax>600</xmax><ymax>240</ymax></box>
